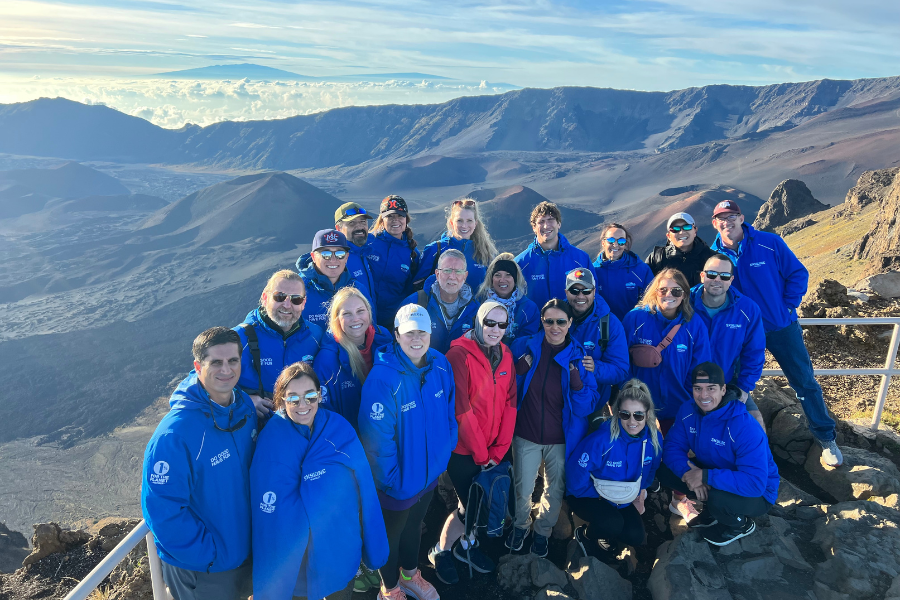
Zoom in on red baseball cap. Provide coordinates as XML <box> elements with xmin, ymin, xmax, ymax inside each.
<box><xmin>712</xmin><ymin>200</ymin><xmax>742</xmax><ymax>217</ymax></box>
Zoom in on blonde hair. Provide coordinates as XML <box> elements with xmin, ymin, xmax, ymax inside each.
<box><xmin>446</xmin><ymin>199</ymin><xmax>497</xmax><ymax>267</ymax></box>
<box><xmin>328</xmin><ymin>287</ymin><xmax>375</xmax><ymax>384</ymax></box>
<box><xmin>609</xmin><ymin>379</ymin><xmax>661</xmax><ymax>455</ymax></box>
<box><xmin>640</xmin><ymin>268</ymin><xmax>694</xmax><ymax>321</ymax></box>
<box><xmin>260</xmin><ymin>269</ymin><xmax>304</xmax><ymax>305</ymax></box>
<box><xmin>478</xmin><ymin>252</ymin><xmax>528</xmax><ymax>300</ymax></box>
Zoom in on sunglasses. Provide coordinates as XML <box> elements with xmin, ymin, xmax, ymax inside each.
<box><xmin>317</xmin><ymin>249</ymin><xmax>348</xmax><ymax>260</ymax></box>
<box><xmin>285</xmin><ymin>391</ymin><xmax>320</xmax><ymax>406</ymax></box>
<box><xmin>568</xmin><ymin>287</ymin><xmax>594</xmax><ymax>296</ymax></box>
<box><xmin>343</xmin><ymin>207</ymin><xmax>368</xmax><ymax>217</ymax></box>
<box><xmin>542</xmin><ymin>318</ymin><xmax>569</xmax><ymax>326</ymax></box>
<box><xmin>438</xmin><ymin>268</ymin><xmax>466</xmax><ymax>275</ymax></box>
<box><xmin>453</xmin><ymin>199</ymin><xmax>476</xmax><ymax>208</ymax></box>
<box><xmin>714</xmin><ymin>214</ymin><xmax>740</xmax><ymax>223</ymax></box>
<box><xmin>703</xmin><ymin>270</ymin><xmax>733</xmax><ymax>281</ymax></box>
<box><xmin>619</xmin><ymin>410</ymin><xmax>645</xmax><ymax>422</ymax></box>
<box><xmin>657</xmin><ymin>287</ymin><xmax>684</xmax><ymax>297</ymax></box>
<box><xmin>273</xmin><ymin>292</ymin><xmax>305</xmax><ymax>305</ymax></box>
<box><xmin>605</xmin><ymin>237</ymin><xmax>628</xmax><ymax>246</ymax></box>
<box><xmin>482</xmin><ymin>318</ymin><xmax>509</xmax><ymax>329</ymax></box>
<box><xmin>208</xmin><ymin>392</ymin><xmax>248</xmax><ymax>432</ymax></box>
<box><xmin>669</xmin><ymin>224</ymin><xmax>694</xmax><ymax>233</ymax></box>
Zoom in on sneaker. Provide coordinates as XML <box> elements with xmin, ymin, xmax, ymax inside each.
<box><xmin>378</xmin><ymin>584</ymin><xmax>408</xmax><ymax>600</ymax></box>
<box><xmin>669</xmin><ymin>495</ymin><xmax>700</xmax><ymax>523</ymax></box>
<box><xmin>530</xmin><ymin>532</ymin><xmax>549</xmax><ymax>558</ymax></box>
<box><xmin>505</xmin><ymin>526</ymin><xmax>529</xmax><ymax>551</ymax></box>
<box><xmin>453</xmin><ymin>539</ymin><xmax>495</xmax><ymax>574</ymax></box>
<box><xmin>427</xmin><ymin>545</ymin><xmax>459</xmax><ymax>585</ymax></box>
<box><xmin>818</xmin><ymin>439</ymin><xmax>844</xmax><ymax>467</ymax></box>
<box><xmin>399</xmin><ymin>569</ymin><xmax>439</xmax><ymax>600</ymax></box>
<box><xmin>703</xmin><ymin>518</ymin><xmax>757</xmax><ymax>547</ymax></box>
<box><xmin>689</xmin><ymin>509</ymin><xmax>718</xmax><ymax>529</ymax></box>
<box><xmin>573</xmin><ymin>525</ymin><xmax>590</xmax><ymax>558</ymax></box>
<box><xmin>354</xmin><ymin>566</ymin><xmax>382</xmax><ymax>593</ymax></box>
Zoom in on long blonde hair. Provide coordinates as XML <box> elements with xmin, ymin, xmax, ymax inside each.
<box><xmin>447</xmin><ymin>198</ymin><xmax>497</xmax><ymax>267</ymax></box>
<box><xmin>477</xmin><ymin>252</ymin><xmax>527</xmax><ymax>300</ymax></box>
<box><xmin>640</xmin><ymin>268</ymin><xmax>694</xmax><ymax>321</ymax></box>
<box><xmin>609</xmin><ymin>379</ymin><xmax>661</xmax><ymax>455</ymax></box>
<box><xmin>328</xmin><ymin>287</ymin><xmax>375</xmax><ymax>384</ymax></box>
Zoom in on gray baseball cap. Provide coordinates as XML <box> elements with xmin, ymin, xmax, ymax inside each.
<box><xmin>666</xmin><ymin>212</ymin><xmax>695</xmax><ymax>230</ymax></box>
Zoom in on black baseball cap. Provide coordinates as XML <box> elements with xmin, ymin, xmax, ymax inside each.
<box><xmin>692</xmin><ymin>362</ymin><xmax>726</xmax><ymax>385</ymax></box>
<box><xmin>380</xmin><ymin>195</ymin><xmax>408</xmax><ymax>216</ymax></box>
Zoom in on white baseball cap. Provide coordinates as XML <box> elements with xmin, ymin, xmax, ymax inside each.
<box><xmin>666</xmin><ymin>212</ymin><xmax>695</xmax><ymax>230</ymax></box>
<box><xmin>394</xmin><ymin>304</ymin><xmax>432</xmax><ymax>335</ymax></box>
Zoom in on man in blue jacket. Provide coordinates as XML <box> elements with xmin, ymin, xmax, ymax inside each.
<box><xmin>142</xmin><ymin>327</ymin><xmax>257</xmax><ymax>599</ymax></box>
<box><xmin>690</xmin><ymin>254</ymin><xmax>766</xmax><ymax>429</ymax></box>
<box><xmin>710</xmin><ymin>200</ymin><xmax>842</xmax><ymax>467</ymax></box>
<box><xmin>516</xmin><ymin>201</ymin><xmax>595</xmax><ymax>308</ymax></box>
<box><xmin>234</xmin><ymin>270</ymin><xmax>324</xmax><ymax>417</ymax></box>
<box><xmin>660</xmin><ymin>362</ymin><xmax>779</xmax><ymax>547</ymax></box>
<box><xmin>335</xmin><ymin>202</ymin><xmax>378</xmax><ymax>316</ymax></box>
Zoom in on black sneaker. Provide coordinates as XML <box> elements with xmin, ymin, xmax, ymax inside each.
<box><xmin>453</xmin><ymin>539</ymin><xmax>495</xmax><ymax>574</ymax></box>
<box><xmin>689</xmin><ymin>509</ymin><xmax>718</xmax><ymax>529</ymax></box>
<box><xmin>573</xmin><ymin>525</ymin><xmax>590</xmax><ymax>558</ymax></box>
<box><xmin>531</xmin><ymin>532</ymin><xmax>549</xmax><ymax>558</ymax></box>
<box><xmin>428</xmin><ymin>544</ymin><xmax>459</xmax><ymax>585</ymax></box>
<box><xmin>703</xmin><ymin>518</ymin><xmax>756</xmax><ymax>547</ymax></box>
<box><xmin>505</xmin><ymin>526</ymin><xmax>529</xmax><ymax>551</ymax></box>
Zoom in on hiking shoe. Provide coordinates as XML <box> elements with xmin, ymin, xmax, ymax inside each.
<box><xmin>453</xmin><ymin>539</ymin><xmax>495</xmax><ymax>574</ymax></box>
<box><xmin>689</xmin><ymin>509</ymin><xmax>718</xmax><ymax>529</ymax></box>
<box><xmin>573</xmin><ymin>525</ymin><xmax>590</xmax><ymax>558</ymax></box>
<box><xmin>505</xmin><ymin>526</ymin><xmax>529</xmax><ymax>551</ymax></box>
<box><xmin>818</xmin><ymin>439</ymin><xmax>844</xmax><ymax>467</ymax></box>
<box><xmin>703</xmin><ymin>518</ymin><xmax>756</xmax><ymax>547</ymax></box>
<box><xmin>669</xmin><ymin>495</ymin><xmax>700</xmax><ymax>523</ymax></box>
<box><xmin>427</xmin><ymin>545</ymin><xmax>458</xmax><ymax>585</ymax></box>
<box><xmin>378</xmin><ymin>584</ymin><xmax>408</xmax><ymax>600</ymax></box>
<box><xmin>354</xmin><ymin>565</ymin><xmax>382</xmax><ymax>593</ymax></box>
<box><xmin>531</xmin><ymin>532</ymin><xmax>549</xmax><ymax>558</ymax></box>
<box><xmin>399</xmin><ymin>569</ymin><xmax>439</xmax><ymax>600</ymax></box>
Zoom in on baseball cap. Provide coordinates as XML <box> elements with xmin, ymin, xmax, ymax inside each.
<box><xmin>380</xmin><ymin>195</ymin><xmax>408</xmax><ymax>216</ymax></box>
<box><xmin>335</xmin><ymin>202</ymin><xmax>373</xmax><ymax>223</ymax></box>
<box><xmin>565</xmin><ymin>268</ymin><xmax>595</xmax><ymax>291</ymax></box>
<box><xmin>713</xmin><ymin>200</ymin><xmax>742</xmax><ymax>217</ymax></box>
<box><xmin>394</xmin><ymin>304</ymin><xmax>432</xmax><ymax>335</ymax></box>
<box><xmin>666</xmin><ymin>212</ymin><xmax>696</xmax><ymax>230</ymax></box>
<box><xmin>692</xmin><ymin>362</ymin><xmax>726</xmax><ymax>385</ymax></box>
<box><xmin>312</xmin><ymin>228</ymin><xmax>349</xmax><ymax>252</ymax></box>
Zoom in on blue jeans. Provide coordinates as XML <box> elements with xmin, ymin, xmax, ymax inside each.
<box><xmin>765</xmin><ymin>320</ymin><xmax>836</xmax><ymax>442</ymax></box>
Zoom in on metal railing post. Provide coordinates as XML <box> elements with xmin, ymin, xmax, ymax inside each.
<box><xmin>62</xmin><ymin>521</ymin><xmax>150</xmax><ymax>600</ymax></box>
<box><xmin>872</xmin><ymin>323</ymin><xmax>900</xmax><ymax>432</ymax></box>
<box><xmin>146</xmin><ymin>531</ymin><xmax>172</xmax><ymax>600</ymax></box>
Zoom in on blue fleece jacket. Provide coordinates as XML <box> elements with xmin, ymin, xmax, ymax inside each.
<box><xmin>566</xmin><ymin>419</ymin><xmax>662</xmax><ymax>508</ymax></box>
<box><xmin>593</xmin><ymin>251</ymin><xmax>654</xmax><ymax>322</ymax></box>
<box><xmin>511</xmin><ymin>332</ymin><xmax>598</xmax><ymax>458</ymax></box>
<box><xmin>569</xmin><ymin>297</ymin><xmax>630</xmax><ymax>408</ymax></box>
<box><xmin>711</xmin><ymin>223</ymin><xmax>809</xmax><ymax>333</ymax></box>
<box><xmin>251</xmin><ymin>410</ymin><xmax>388</xmax><ymax>600</ymax></box>
<box><xmin>402</xmin><ymin>283</ymin><xmax>481</xmax><ymax>354</ymax></box>
<box><xmin>368</xmin><ymin>230</ymin><xmax>421</xmax><ymax>329</ymax></box>
<box><xmin>515</xmin><ymin>234</ymin><xmax>596</xmax><ymax>309</ymax></box>
<box><xmin>296</xmin><ymin>254</ymin><xmax>378</xmax><ymax>329</ymax></box>
<box><xmin>235</xmin><ymin>308</ymin><xmax>325</xmax><ymax>397</ymax></box>
<box><xmin>313</xmin><ymin>325</ymin><xmax>393</xmax><ymax>430</ymax></box>
<box><xmin>621</xmin><ymin>307</ymin><xmax>712</xmax><ymax>420</ymax></box>
<box><xmin>358</xmin><ymin>344</ymin><xmax>458</xmax><ymax>501</ymax></box>
<box><xmin>413</xmin><ymin>233</ymin><xmax>487</xmax><ymax>291</ymax></box>
<box><xmin>663</xmin><ymin>395</ymin><xmax>779</xmax><ymax>504</ymax></box>
<box><xmin>690</xmin><ymin>285</ymin><xmax>766</xmax><ymax>393</ymax></box>
<box><xmin>347</xmin><ymin>235</ymin><xmax>377</xmax><ymax>307</ymax></box>
<box><xmin>141</xmin><ymin>373</ymin><xmax>258</xmax><ymax>573</ymax></box>
<box><xmin>498</xmin><ymin>293</ymin><xmax>541</xmax><ymax>345</ymax></box>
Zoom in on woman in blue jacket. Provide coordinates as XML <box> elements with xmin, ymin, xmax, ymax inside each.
<box><xmin>566</xmin><ymin>379</ymin><xmax>662</xmax><ymax>560</ymax></box>
<box><xmin>358</xmin><ymin>304</ymin><xmax>458</xmax><ymax>600</ymax></box>
<box><xmin>477</xmin><ymin>252</ymin><xmax>540</xmax><ymax>344</ymax></box>
<box><xmin>251</xmin><ymin>362</ymin><xmax>389</xmax><ymax>600</ymax></box>
<box><xmin>369</xmin><ymin>195</ymin><xmax>421</xmax><ymax>331</ymax></box>
<box><xmin>592</xmin><ymin>223</ymin><xmax>654</xmax><ymax>322</ymax></box>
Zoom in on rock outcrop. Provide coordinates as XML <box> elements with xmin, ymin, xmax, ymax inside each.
<box><xmin>497</xmin><ymin>551</ymin><xmax>632</xmax><ymax>600</ymax></box>
<box><xmin>0</xmin><ymin>523</ymin><xmax>28</xmax><ymax>574</ymax></box>
<box><xmin>851</xmin><ymin>167</ymin><xmax>900</xmax><ymax>275</ymax></box>
<box><xmin>843</xmin><ymin>167</ymin><xmax>900</xmax><ymax>213</ymax></box>
<box><xmin>753</xmin><ymin>179</ymin><xmax>828</xmax><ymax>233</ymax></box>
<box><xmin>805</xmin><ymin>445</ymin><xmax>900</xmax><ymax>502</ymax></box>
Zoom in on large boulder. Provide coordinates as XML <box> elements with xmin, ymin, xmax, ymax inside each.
<box><xmin>22</xmin><ymin>523</ymin><xmax>90</xmax><ymax>567</ymax></box>
<box><xmin>753</xmin><ymin>179</ymin><xmax>828</xmax><ymax>233</ymax></box>
<box><xmin>647</xmin><ymin>531</ymin><xmax>732</xmax><ymax>600</ymax></box>
<box><xmin>497</xmin><ymin>553</ymin><xmax>541</xmax><ymax>595</ymax></box>
<box><xmin>567</xmin><ymin>556</ymin><xmax>631</xmax><ymax>600</ymax></box>
<box><xmin>843</xmin><ymin>167</ymin><xmax>899</xmax><ymax>212</ymax></box>
<box><xmin>855</xmin><ymin>271</ymin><xmax>900</xmax><ymax>299</ymax></box>
<box><xmin>805</xmin><ymin>445</ymin><xmax>900</xmax><ymax>502</ymax></box>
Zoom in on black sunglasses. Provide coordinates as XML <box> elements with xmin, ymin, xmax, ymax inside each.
<box><xmin>207</xmin><ymin>394</ymin><xmax>249</xmax><ymax>433</ymax></box>
<box><xmin>703</xmin><ymin>270</ymin><xmax>733</xmax><ymax>281</ymax></box>
<box><xmin>669</xmin><ymin>224</ymin><xmax>694</xmax><ymax>233</ymax></box>
<box><xmin>542</xmin><ymin>318</ymin><xmax>569</xmax><ymax>326</ymax></box>
<box><xmin>482</xmin><ymin>318</ymin><xmax>509</xmax><ymax>329</ymax></box>
<box><xmin>619</xmin><ymin>410</ymin><xmax>645</xmax><ymax>422</ymax></box>
<box><xmin>657</xmin><ymin>287</ymin><xmax>684</xmax><ymax>298</ymax></box>
<box><xmin>568</xmin><ymin>287</ymin><xmax>594</xmax><ymax>296</ymax></box>
<box><xmin>273</xmin><ymin>292</ymin><xmax>305</xmax><ymax>305</ymax></box>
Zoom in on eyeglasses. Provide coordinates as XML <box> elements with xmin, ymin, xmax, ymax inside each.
<box><xmin>542</xmin><ymin>318</ymin><xmax>569</xmax><ymax>326</ymax></box>
<box><xmin>657</xmin><ymin>287</ymin><xmax>684</xmax><ymax>297</ymax></box>
<box><xmin>567</xmin><ymin>287</ymin><xmax>594</xmax><ymax>296</ymax></box>
<box><xmin>482</xmin><ymin>318</ymin><xmax>509</xmax><ymax>329</ymax></box>
<box><xmin>703</xmin><ymin>270</ymin><xmax>733</xmax><ymax>281</ymax></box>
<box><xmin>605</xmin><ymin>237</ymin><xmax>628</xmax><ymax>246</ymax></box>
<box><xmin>452</xmin><ymin>199</ymin><xmax>476</xmax><ymax>208</ymax></box>
<box><xmin>714</xmin><ymin>214</ymin><xmax>740</xmax><ymax>223</ymax></box>
<box><xmin>619</xmin><ymin>410</ymin><xmax>645</xmax><ymax>422</ymax></box>
<box><xmin>317</xmin><ymin>249</ymin><xmax>348</xmax><ymax>260</ymax></box>
<box><xmin>437</xmin><ymin>268</ymin><xmax>466</xmax><ymax>275</ymax></box>
<box><xmin>285</xmin><ymin>391</ymin><xmax>320</xmax><ymax>406</ymax></box>
<box><xmin>273</xmin><ymin>292</ymin><xmax>305</xmax><ymax>305</ymax></box>
<box><xmin>669</xmin><ymin>224</ymin><xmax>694</xmax><ymax>233</ymax></box>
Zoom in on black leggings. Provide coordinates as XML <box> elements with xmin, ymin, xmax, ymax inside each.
<box><xmin>379</xmin><ymin>490</ymin><xmax>435</xmax><ymax>589</ymax></box>
<box><xmin>567</xmin><ymin>495</ymin><xmax>646</xmax><ymax>547</ymax></box>
<box><xmin>446</xmin><ymin>453</ymin><xmax>483</xmax><ymax>518</ymax></box>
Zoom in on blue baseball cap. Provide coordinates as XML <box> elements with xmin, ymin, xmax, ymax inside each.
<box><xmin>312</xmin><ymin>228</ymin><xmax>349</xmax><ymax>251</ymax></box>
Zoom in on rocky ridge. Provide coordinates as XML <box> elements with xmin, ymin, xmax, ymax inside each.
<box><xmin>753</xmin><ymin>179</ymin><xmax>828</xmax><ymax>233</ymax></box>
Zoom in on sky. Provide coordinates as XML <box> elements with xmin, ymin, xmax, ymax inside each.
<box><xmin>1</xmin><ymin>0</ymin><xmax>898</xmax><ymax>127</ymax></box>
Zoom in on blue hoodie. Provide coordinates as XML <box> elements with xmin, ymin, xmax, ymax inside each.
<box><xmin>484</xmin><ymin>289</ymin><xmax>541</xmax><ymax>345</ymax></box>
<box><xmin>566</xmin><ymin>419</ymin><xmax>662</xmax><ymax>508</ymax></box>
<box><xmin>569</xmin><ymin>296</ymin><xmax>630</xmax><ymax>407</ymax></box>
<box><xmin>235</xmin><ymin>308</ymin><xmax>325</xmax><ymax>397</ymax></box>
<box><xmin>515</xmin><ymin>234</ymin><xmax>596</xmax><ymax>309</ymax></box>
<box><xmin>690</xmin><ymin>285</ymin><xmax>766</xmax><ymax>393</ymax></box>
<box><xmin>621</xmin><ymin>307</ymin><xmax>711</xmax><ymax>420</ymax></box>
<box><xmin>402</xmin><ymin>282</ymin><xmax>481</xmax><ymax>354</ymax></box>
<box><xmin>313</xmin><ymin>325</ymin><xmax>393</xmax><ymax>430</ymax></box>
<box><xmin>593</xmin><ymin>251</ymin><xmax>654</xmax><ymax>322</ymax></box>
<box><xmin>663</xmin><ymin>394</ymin><xmax>779</xmax><ymax>504</ymax></box>
<box><xmin>251</xmin><ymin>409</ymin><xmax>388</xmax><ymax>600</ymax></box>
<box><xmin>413</xmin><ymin>233</ymin><xmax>487</xmax><ymax>291</ymax></box>
<box><xmin>511</xmin><ymin>332</ymin><xmax>598</xmax><ymax>458</ymax></box>
<box><xmin>711</xmin><ymin>223</ymin><xmax>809</xmax><ymax>333</ymax></box>
<box><xmin>358</xmin><ymin>344</ymin><xmax>458</xmax><ymax>501</ymax></box>
<box><xmin>368</xmin><ymin>230</ymin><xmax>421</xmax><ymax>329</ymax></box>
<box><xmin>296</xmin><ymin>253</ymin><xmax>378</xmax><ymax>328</ymax></box>
<box><xmin>141</xmin><ymin>373</ymin><xmax>258</xmax><ymax>573</ymax></box>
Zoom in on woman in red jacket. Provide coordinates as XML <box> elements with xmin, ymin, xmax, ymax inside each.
<box><xmin>428</xmin><ymin>301</ymin><xmax>517</xmax><ymax>585</ymax></box>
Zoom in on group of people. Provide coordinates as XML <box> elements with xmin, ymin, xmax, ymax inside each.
<box><xmin>141</xmin><ymin>194</ymin><xmax>839</xmax><ymax>600</ymax></box>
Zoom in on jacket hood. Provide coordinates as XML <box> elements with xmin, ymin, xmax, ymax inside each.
<box><xmin>528</xmin><ymin>232</ymin><xmax>576</xmax><ymax>255</ymax></box>
<box><xmin>430</xmin><ymin>280</ymin><xmax>473</xmax><ymax>306</ymax></box>
<box><xmin>596</xmin><ymin>250</ymin><xmax>640</xmax><ymax>270</ymax></box>
<box><xmin>169</xmin><ymin>372</ymin><xmax>241</xmax><ymax>417</ymax></box>
<box><xmin>373</xmin><ymin>342</ymin><xmax>436</xmax><ymax>374</ymax></box>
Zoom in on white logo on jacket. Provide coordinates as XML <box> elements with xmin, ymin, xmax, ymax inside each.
<box><xmin>260</xmin><ymin>491</ymin><xmax>276</xmax><ymax>513</ymax></box>
<box><xmin>369</xmin><ymin>255</ymin><xmax>380</xmax><ymax>262</ymax></box>
<box><xmin>370</xmin><ymin>402</ymin><xmax>385</xmax><ymax>420</ymax></box>
<box><xmin>150</xmin><ymin>461</ymin><xmax>170</xmax><ymax>484</ymax></box>
<box><xmin>261</xmin><ymin>357</ymin><xmax>273</xmax><ymax>366</ymax></box>
<box><xmin>711</xmin><ymin>437</ymin><xmax>726</xmax><ymax>447</ymax></box>
<box><xmin>725</xmin><ymin>323</ymin><xmax>742</xmax><ymax>329</ymax></box>
<box><xmin>578</xmin><ymin>453</ymin><xmax>589</xmax><ymax>468</ymax></box>
<box><xmin>531</xmin><ymin>274</ymin><xmax>545</xmax><ymax>281</ymax></box>
<box><xmin>401</xmin><ymin>401</ymin><xmax>417</xmax><ymax>412</ymax></box>
<box><xmin>749</xmin><ymin>261</ymin><xmax>766</xmax><ymax>267</ymax></box>
<box><xmin>304</xmin><ymin>469</ymin><xmax>326</xmax><ymax>481</ymax></box>
<box><xmin>400</xmin><ymin>264</ymin><xmax>409</xmax><ymax>272</ymax></box>
<box><xmin>211</xmin><ymin>449</ymin><xmax>231</xmax><ymax>466</ymax></box>
<box><xmin>676</xmin><ymin>344</ymin><xmax>687</xmax><ymax>352</ymax></box>
<box><xmin>606</xmin><ymin>460</ymin><xmax>623</xmax><ymax>468</ymax></box>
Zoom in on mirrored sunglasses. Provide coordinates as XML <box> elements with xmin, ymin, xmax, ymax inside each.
<box><xmin>657</xmin><ymin>287</ymin><xmax>684</xmax><ymax>297</ymax></box>
<box><xmin>619</xmin><ymin>410</ymin><xmax>645</xmax><ymax>422</ymax></box>
<box><xmin>703</xmin><ymin>270</ymin><xmax>733</xmax><ymax>281</ymax></box>
<box><xmin>669</xmin><ymin>224</ymin><xmax>694</xmax><ymax>233</ymax></box>
<box><xmin>285</xmin><ymin>391</ymin><xmax>320</xmax><ymax>406</ymax></box>
<box><xmin>605</xmin><ymin>237</ymin><xmax>628</xmax><ymax>245</ymax></box>
<box><xmin>318</xmin><ymin>250</ymin><xmax>348</xmax><ymax>260</ymax></box>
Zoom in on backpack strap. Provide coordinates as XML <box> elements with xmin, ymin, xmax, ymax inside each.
<box><xmin>600</xmin><ymin>313</ymin><xmax>610</xmax><ymax>352</ymax></box>
<box><xmin>416</xmin><ymin>289</ymin><xmax>430</xmax><ymax>308</ymax></box>
<box><xmin>656</xmin><ymin>323</ymin><xmax>681</xmax><ymax>352</ymax></box>
<box><xmin>239</xmin><ymin>323</ymin><xmax>265</xmax><ymax>398</ymax></box>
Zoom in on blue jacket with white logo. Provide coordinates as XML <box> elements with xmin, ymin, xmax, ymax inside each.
<box><xmin>712</xmin><ymin>223</ymin><xmax>809</xmax><ymax>333</ymax></box>
<box><xmin>296</xmin><ymin>254</ymin><xmax>377</xmax><ymax>329</ymax></box>
<box><xmin>358</xmin><ymin>344</ymin><xmax>458</xmax><ymax>501</ymax></box>
<box><xmin>593</xmin><ymin>251</ymin><xmax>654</xmax><ymax>322</ymax></box>
<box><xmin>346</xmin><ymin>236</ymin><xmax>378</xmax><ymax>323</ymax></box>
<box><xmin>515</xmin><ymin>234</ymin><xmax>596</xmax><ymax>309</ymax></box>
<box><xmin>568</xmin><ymin>297</ymin><xmax>631</xmax><ymax>408</ymax></box>
<box><xmin>414</xmin><ymin>233</ymin><xmax>487</xmax><ymax>291</ymax></box>
<box><xmin>566</xmin><ymin>418</ymin><xmax>662</xmax><ymax>507</ymax></box>
<box><xmin>141</xmin><ymin>373</ymin><xmax>258</xmax><ymax>573</ymax></box>
<box><xmin>690</xmin><ymin>285</ymin><xmax>766</xmax><ymax>393</ymax></box>
<box><xmin>403</xmin><ymin>283</ymin><xmax>481</xmax><ymax>354</ymax></box>
<box><xmin>313</xmin><ymin>325</ymin><xmax>393</xmax><ymax>431</ymax></box>
<box><xmin>503</xmin><ymin>293</ymin><xmax>541</xmax><ymax>345</ymax></box>
<box><xmin>368</xmin><ymin>230</ymin><xmax>421</xmax><ymax>329</ymax></box>
<box><xmin>511</xmin><ymin>332</ymin><xmax>598</xmax><ymax>458</ymax></box>
<box><xmin>235</xmin><ymin>308</ymin><xmax>325</xmax><ymax>397</ymax></box>
<box><xmin>663</xmin><ymin>393</ymin><xmax>779</xmax><ymax>504</ymax></box>
<box><xmin>621</xmin><ymin>307</ymin><xmax>711</xmax><ymax>420</ymax></box>
<box><xmin>251</xmin><ymin>409</ymin><xmax>388</xmax><ymax>600</ymax></box>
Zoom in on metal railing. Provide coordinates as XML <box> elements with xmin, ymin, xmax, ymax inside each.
<box><xmin>761</xmin><ymin>317</ymin><xmax>900</xmax><ymax>431</ymax></box>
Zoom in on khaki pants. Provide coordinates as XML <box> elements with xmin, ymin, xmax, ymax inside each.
<box><xmin>512</xmin><ymin>436</ymin><xmax>566</xmax><ymax>538</ymax></box>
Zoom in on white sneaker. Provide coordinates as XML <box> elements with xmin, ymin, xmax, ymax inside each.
<box><xmin>669</xmin><ymin>495</ymin><xmax>700</xmax><ymax>523</ymax></box>
<box><xmin>819</xmin><ymin>439</ymin><xmax>844</xmax><ymax>467</ymax></box>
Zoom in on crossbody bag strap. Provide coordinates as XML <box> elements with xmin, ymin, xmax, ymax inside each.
<box><xmin>655</xmin><ymin>323</ymin><xmax>681</xmax><ymax>352</ymax></box>
<box><xmin>239</xmin><ymin>323</ymin><xmax>265</xmax><ymax>398</ymax></box>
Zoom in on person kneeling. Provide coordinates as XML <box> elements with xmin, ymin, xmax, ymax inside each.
<box><xmin>658</xmin><ymin>362</ymin><xmax>780</xmax><ymax>546</ymax></box>
<box><xmin>566</xmin><ymin>379</ymin><xmax>662</xmax><ymax>561</ymax></box>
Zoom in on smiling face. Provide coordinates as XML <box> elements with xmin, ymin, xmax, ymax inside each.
<box><xmin>712</xmin><ymin>211</ymin><xmax>745</xmax><ymax>243</ymax></box>
<box><xmin>618</xmin><ymin>398</ymin><xmax>647</xmax><ymax>436</ymax></box>
<box><xmin>491</xmin><ymin>269</ymin><xmax>515</xmax><ymax>299</ymax></box>
<box><xmin>542</xmin><ymin>307</ymin><xmax>571</xmax><ymax>345</ymax></box>
<box><xmin>436</xmin><ymin>255</ymin><xmax>467</xmax><ymax>297</ymax></box>
<box><xmin>262</xmin><ymin>277</ymin><xmax>306</xmax><ymax>332</ymax></box>
<box><xmin>337</xmin><ymin>295</ymin><xmax>371</xmax><ymax>344</ymax></box>
<box><xmin>701</xmin><ymin>257</ymin><xmax>734</xmax><ymax>300</ymax></box>
<box><xmin>284</xmin><ymin>375</ymin><xmax>319</xmax><ymax>426</ymax></box>
<box><xmin>656</xmin><ymin>276</ymin><xmax>684</xmax><ymax>317</ymax></box>
<box><xmin>602</xmin><ymin>227</ymin><xmax>627</xmax><ymax>261</ymax></box>
<box><xmin>396</xmin><ymin>329</ymin><xmax>430</xmax><ymax>365</ymax></box>
<box><xmin>482</xmin><ymin>306</ymin><xmax>508</xmax><ymax>348</ymax></box>
<box><xmin>693</xmin><ymin>381</ymin><xmax>726</xmax><ymax>412</ymax></box>
<box><xmin>312</xmin><ymin>246</ymin><xmax>348</xmax><ymax>282</ymax></box>
<box><xmin>451</xmin><ymin>207</ymin><xmax>477</xmax><ymax>240</ymax></box>
<box><xmin>565</xmin><ymin>283</ymin><xmax>595</xmax><ymax>316</ymax></box>
<box><xmin>666</xmin><ymin>219</ymin><xmax>697</xmax><ymax>250</ymax></box>
<box><xmin>337</xmin><ymin>215</ymin><xmax>370</xmax><ymax>247</ymax></box>
<box><xmin>384</xmin><ymin>213</ymin><xmax>408</xmax><ymax>239</ymax></box>
<box><xmin>194</xmin><ymin>342</ymin><xmax>241</xmax><ymax>405</ymax></box>
<box><xmin>532</xmin><ymin>214</ymin><xmax>560</xmax><ymax>248</ymax></box>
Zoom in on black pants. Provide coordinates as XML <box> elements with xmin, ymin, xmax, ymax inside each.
<box><xmin>161</xmin><ymin>560</ymin><xmax>251</xmax><ymax>600</ymax></box>
<box><xmin>379</xmin><ymin>489</ymin><xmax>435</xmax><ymax>589</ymax></box>
<box><xmin>567</xmin><ymin>495</ymin><xmax>645</xmax><ymax>547</ymax></box>
<box><xmin>657</xmin><ymin>463</ymin><xmax>771</xmax><ymax>528</ymax></box>
<box><xmin>294</xmin><ymin>578</ymin><xmax>354</xmax><ymax>600</ymax></box>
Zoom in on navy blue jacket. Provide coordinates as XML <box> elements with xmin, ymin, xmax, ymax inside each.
<box><xmin>368</xmin><ymin>230</ymin><xmax>421</xmax><ymax>329</ymax></box>
<box><xmin>403</xmin><ymin>284</ymin><xmax>480</xmax><ymax>354</ymax></box>
<box><xmin>358</xmin><ymin>344</ymin><xmax>458</xmax><ymax>501</ymax></box>
<box><xmin>568</xmin><ymin>297</ymin><xmax>630</xmax><ymax>408</ymax></box>
<box><xmin>690</xmin><ymin>285</ymin><xmax>766</xmax><ymax>393</ymax></box>
<box><xmin>712</xmin><ymin>223</ymin><xmax>809</xmax><ymax>333</ymax></box>
<box><xmin>296</xmin><ymin>254</ymin><xmax>377</xmax><ymax>329</ymax></box>
<box><xmin>515</xmin><ymin>234</ymin><xmax>595</xmax><ymax>309</ymax></box>
<box><xmin>593</xmin><ymin>251</ymin><xmax>654</xmax><ymax>322</ymax></box>
<box><xmin>141</xmin><ymin>373</ymin><xmax>258</xmax><ymax>572</ymax></box>
<box><xmin>663</xmin><ymin>393</ymin><xmax>779</xmax><ymax>504</ymax></box>
<box><xmin>414</xmin><ymin>233</ymin><xmax>487</xmax><ymax>291</ymax></box>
